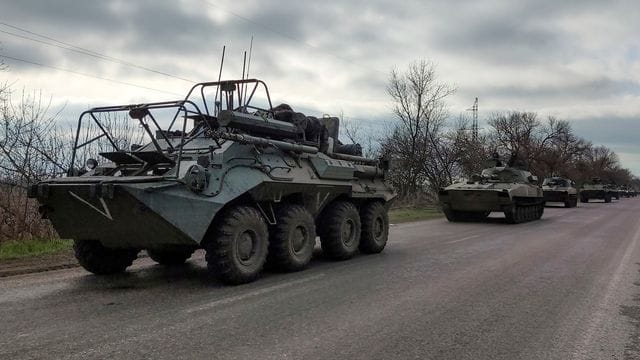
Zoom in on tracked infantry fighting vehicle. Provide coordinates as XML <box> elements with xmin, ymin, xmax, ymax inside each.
<box><xmin>580</xmin><ymin>178</ymin><xmax>615</xmax><ymax>203</ymax></box>
<box><xmin>542</xmin><ymin>177</ymin><xmax>578</xmax><ymax>208</ymax></box>
<box><xmin>439</xmin><ymin>162</ymin><xmax>544</xmax><ymax>224</ymax></box>
<box><xmin>28</xmin><ymin>79</ymin><xmax>395</xmax><ymax>284</ymax></box>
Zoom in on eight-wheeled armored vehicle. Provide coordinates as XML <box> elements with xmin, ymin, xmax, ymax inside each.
<box><xmin>439</xmin><ymin>165</ymin><xmax>545</xmax><ymax>224</ymax></box>
<box><xmin>579</xmin><ymin>178</ymin><xmax>615</xmax><ymax>203</ymax></box>
<box><xmin>28</xmin><ymin>79</ymin><xmax>396</xmax><ymax>284</ymax></box>
<box><xmin>542</xmin><ymin>177</ymin><xmax>578</xmax><ymax>208</ymax></box>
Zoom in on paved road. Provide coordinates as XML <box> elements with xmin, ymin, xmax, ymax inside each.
<box><xmin>2</xmin><ymin>199</ymin><xmax>640</xmax><ymax>360</ymax></box>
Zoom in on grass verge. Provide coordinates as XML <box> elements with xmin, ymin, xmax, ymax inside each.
<box><xmin>0</xmin><ymin>238</ymin><xmax>73</xmax><ymax>260</ymax></box>
<box><xmin>389</xmin><ymin>206</ymin><xmax>442</xmax><ymax>223</ymax></box>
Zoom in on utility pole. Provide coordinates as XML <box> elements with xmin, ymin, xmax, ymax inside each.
<box><xmin>466</xmin><ymin>97</ymin><xmax>479</xmax><ymax>141</ymax></box>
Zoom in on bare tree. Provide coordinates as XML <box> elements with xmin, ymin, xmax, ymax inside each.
<box><xmin>340</xmin><ymin>113</ymin><xmax>380</xmax><ymax>158</ymax></box>
<box><xmin>382</xmin><ymin>60</ymin><xmax>456</xmax><ymax>198</ymax></box>
<box><xmin>449</xmin><ymin>114</ymin><xmax>492</xmax><ymax>177</ymax></box>
<box><xmin>0</xmin><ymin>90</ymin><xmax>65</xmax><ymax>242</ymax></box>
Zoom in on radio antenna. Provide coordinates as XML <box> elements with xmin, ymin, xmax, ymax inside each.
<box><xmin>214</xmin><ymin>45</ymin><xmax>226</xmax><ymax>115</ymax></box>
<box><xmin>244</xmin><ymin>36</ymin><xmax>254</xmax><ymax>108</ymax></box>
<box><xmin>239</xmin><ymin>50</ymin><xmax>247</xmax><ymax>109</ymax></box>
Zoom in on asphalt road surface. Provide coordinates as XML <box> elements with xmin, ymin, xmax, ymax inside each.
<box><xmin>2</xmin><ymin>199</ymin><xmax>640</xmax><ymax>360</ymax></box>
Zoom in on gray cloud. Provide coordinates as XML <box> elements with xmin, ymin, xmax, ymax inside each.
<box><xmin>1</xmin><ymin>0</ymin><xmax>639</xmax><ymax>172</ymax></box>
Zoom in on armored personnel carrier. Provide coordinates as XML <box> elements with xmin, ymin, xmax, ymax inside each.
<box><xmin>580</xmin><ymin>178</ymin><xmax>614</xmax><ymax>203</ymax></box>
<box><xmin>438</xmin><ymin>164</ymin><xmax>544</xmax><ymax>224</ymax></box>
<box><xmin>28</xmin><ymin>79</ymin><xmax>395</xmax><ymax>284</ymax></box>
<box><xmin>542</xmin><ymin>177</ymin><xmax>578</xmax><ymax>208</ymax></box>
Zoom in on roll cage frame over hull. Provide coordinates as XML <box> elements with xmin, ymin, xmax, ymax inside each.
<box><xmin>69</xmin><ymin>79</ymin><xmax>274</xmax><ymax>176</ymax></box>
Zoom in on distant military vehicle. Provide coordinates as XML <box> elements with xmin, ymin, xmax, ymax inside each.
<box><xmin>580</xmin><ymin>178</ymin><xmax>615</xmax><ymax>203</ymax></box>
<box><xmin>620</xmin><ymin>185</ymin><xmax>636</xmax><ymax>198</ymax></box>
<box><xmin>439</xmin><ymin>163</ymin><xmax>545</xmax><ymax>224</ymax></box>
<box><xmin>28</xmin><ymin>79</ymin><xmax>396</xmax><ymax>284</ymax></box>
<box><xmin>620</xmin><ymin>187</ymin><xmax>630</xmax><ymax>198</ymax></box>
<box><xmin>608</xmin><ymin>185</ymin><xmax>621</xmax><ymax>200</ymax></box>
<box><xmin>542</xmin><ymin>177</ymin><xmax>578</xmax><ymax>208</ymax></box>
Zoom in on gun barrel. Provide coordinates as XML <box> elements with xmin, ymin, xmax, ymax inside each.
<box><xmin>221</xmin><ymin>133</ymin><xmax>318</xmax><ymax>154</ymax></box>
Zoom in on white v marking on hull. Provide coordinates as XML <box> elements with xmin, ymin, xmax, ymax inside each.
<box><xmin>68</xmin><ymin>191</ymin><xmax>113</xmax><ymax>221</ymax></box>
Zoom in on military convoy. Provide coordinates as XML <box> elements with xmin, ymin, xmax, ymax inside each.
<box><xmin>438</xmin><ymin>151</ymin><xmax>636</xmax><ymax>224</ymax></box>
<box><xmin>438</xmin><ymin>163</ymin><xmax>545</xmax><ymax>224</ymax></box>
<box><xmin>28</xmin><ymin>79</ymin><xmax>395</xmax><ymax>284</ymax></box>
<box><xmin>542</xmin><ymin>177</ymin><xmax>578</xmax><ymax>208</ymax></box>
<box><xmin>27</xmin><ymin>77</ymin><xmax>638</xmax><ymax>284</ymax></box>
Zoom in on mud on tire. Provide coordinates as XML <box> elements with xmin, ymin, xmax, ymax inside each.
<box><xmin>359</xmin><ymin>202</ymin><xmax>389</xmax><ymax>254</ymax></box>
<box><xmin>205</xmin><ymin>206</ymin><xmax>269</xmax><ymax>285</ymax></box>
<box><xmin>268</xmin><ymin>204</ymin><xmax>316</xmax><ymax>272</ymax></box>
<box><xmin>319</xmin><ymin>201</ymin><xmax>361</xmax><ymax>260</ymax></box>
<box><xmin>73</xmin><ymin>240</ymin><xmax>139</xmax><ymax>275</ymax></box>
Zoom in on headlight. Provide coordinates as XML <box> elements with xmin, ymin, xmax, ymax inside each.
<box><xmin>86</xmin><ymin>158</ymin><xmax>98</xmax><ymax>170</ymax></box>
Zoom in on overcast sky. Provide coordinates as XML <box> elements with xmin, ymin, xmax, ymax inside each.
<box><xmin>1</xmin><ymin>0</ymin><xmax>639</xmax><ymax>172</ymax></box>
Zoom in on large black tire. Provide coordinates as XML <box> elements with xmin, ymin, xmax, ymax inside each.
<box><xmin>148</xmin><ymin>247</ymin><xmax>195</xmax><ymax>266</ymax></box>
<box><xmin>605</xmin><ymin>194</ymin><xmax>612</xmax><ymax>203</ymax></box>
<box><xmin>581</xmin><ymin>196</ymin><xmax>589</xmax><ymax>203</ymax></box>
<box><xmin>268</xmin><ymin>204</ymin><xmax>316</xmax><ymax>272</ymax></box>
<box><xmin>319</xmin><ymin>201</ymin><xmax>361</xmax><ymax>260</ymax></box>
<box><xmin>205</xmin><ymin>206</ymin><xmax>269</xmax><ymax>285</ymax></box>
<box><xmin>73</xmin><ymin>240</ymin><xmax>139</xmax><ymax>275</ymax></box>
<box><xmin>359</xmin><ymin>202</ymin><xmax>389</xmax><ymax>254</ymax></box>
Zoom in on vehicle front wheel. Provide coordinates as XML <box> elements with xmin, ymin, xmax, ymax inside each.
<box><xmin>205</xmin><ymin>206</ymin><xmax>269</xmax><ymax>285</ymax></box>
<box><xmin>359</xmin><ymin>202</ymin><xmax>389</xmax><ymax>254</ymax></box>
<box><xmin>73</xmin><ymin>240</ymin><xmax>139</xmax><ymax>275</ymax></box>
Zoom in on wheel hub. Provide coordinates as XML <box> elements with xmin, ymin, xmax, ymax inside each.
<box><xmin>342</xmin><ymin>219</ymin><xmax>356</xmax><ymax>246</ymax></box>
<box><xmin>373</xmin><ymin>217</ymin><xmax>384</xmax><ymax>239</ymax></box>
<box><xmin>291</xmin><ymin>225</ymin><xmax>307</xmax><ymax>253</ymax></box>
<box><xmin>237</xmin><ymin>230</ymin><xmax>257</xmax><ymax>264</ymax></box>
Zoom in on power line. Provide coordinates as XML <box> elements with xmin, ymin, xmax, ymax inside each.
<box><xmin>0</xmin><ymin>54</ymin><xmax>183</xmax><ymax>96</ymax></box>
<box><xmin>200</xmin><ymin>1</ymin><xmax>388</xmax><ymax>76</ymax></box>
<box><xmin>0</xmin><ymin>21</ymin><xmax>196</xmax><ymax>83</ymax></box>
<box><xmin>0</xmin><ymin>20</ymin><xmax>387</xmax><ymax>121</ymax></box>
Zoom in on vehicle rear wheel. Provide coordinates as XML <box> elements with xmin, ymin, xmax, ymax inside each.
<box><xmin>359</xmin><ymin>202</ymin><xmax>389</xmax><ymax>254</ymax></box>
<box><xmin>267</xmin><ymin>204</ymin><xmax>316</xmax><ymax>272</ymax></box>
<box><xmin>581</xmin><ymin>196</ymin><xmax>589</xmax><ymax>203</ymax></box>
<box><xmin>148</xmin><ymin>246</ymin><xmax>195</xmax><ymax>266</ymax></box>
<box><xmin>205</xmin><ymin>206</ymin><xmax>269</xmax><ymax>284</ymax></box>
<box><xmin>605</xmin><ymin>194</ymin><xmax>612</xmax><ymax>203</ymax></box>
<box><xmin>73</xmin><ymin>240</ymin><xmax>139</xmax><ymax>275</ymax></box>
<box><xmin>319</xmin><ymin>201</ymin><xmax>361</xmax><ymax>260</ymax></box>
